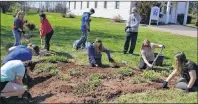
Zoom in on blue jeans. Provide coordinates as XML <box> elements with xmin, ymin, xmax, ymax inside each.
<box><xmin>12</xmin><ymin>30</ymin><xmax>21</xmax><ymax>46</ymax></box>
<box><xmin>77</xmin><ymin>30</ymin><xmax>87</xmax><ymax>48</ymax></box>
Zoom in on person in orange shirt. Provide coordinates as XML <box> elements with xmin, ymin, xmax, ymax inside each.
<box><xmin>39</xmin><ymin>13</ymin><xmax>53</xmax><ymax>53</ymax></box>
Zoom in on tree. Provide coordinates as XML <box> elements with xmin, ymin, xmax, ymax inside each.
<box><xmin>0</xmin><ymin>1</ymin><xmax>15</xmax><ymax>13</ymax></box>
<box><xmin>45</xmin><ymin>2</ymin><xmax>50</xmax><ymax>12</ymax></box>
<box><xmin>136</xmin><ymin>1</ymin><xmax>162</xmax><ymax>24</ymax></box>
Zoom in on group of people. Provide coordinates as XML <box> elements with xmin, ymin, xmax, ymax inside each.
<box><xmin>1</xmin><ymin>7</ymin><xmax>198</xmax><ymax>101</ymax></box>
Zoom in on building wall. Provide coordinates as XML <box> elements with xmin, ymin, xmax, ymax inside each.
<box><xmin>68</xmin><ymin>1</ymin><xmax>135</xmax><ymax>20</ymax></box>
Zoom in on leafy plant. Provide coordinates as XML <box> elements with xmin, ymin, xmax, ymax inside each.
<box><xmin>69</xmin><ymin>68</ymin><xmax>82</xmax><ymax>77</ymax></box>
<box><xmin>58</xmin><ymin>73</ymin><xmax>69</xmax><ymax>81</ymax></box>
<box><xmin>50</xmin><ymin>69</ymin><xmax>58</xmax><ymax>75</ymax></box>
<box><xmin>141</xmin><ymin>70</ymin><xmax>161</xmax><ymax>81</ymax></box>
<box><xmin>89</xmin><ymin>73</ymin><xmax>102</xmax><ymax>88</ymax></box>
<box><xmin>45</xmin><ymin>55</ymin><xmax>68</xmax><ymax>63</ymax></box>
<box><xmin>33</xmin><ymin>63</ymin><xmax>57</xmax><ymax>74</ymax></box>
<box><xmin>8</xmin><ymin>2</ymin><xmax>22</xmax><ymax>17</ymax></box>
<box><xmin>117</xmin><ymin>68</ymin><xmax>135</xmax><ymax>78</ymax></box>
<box><xmin>131</xmin><ymin>76</ymin><xmax>149</xmax><ymax>84</ymax></box>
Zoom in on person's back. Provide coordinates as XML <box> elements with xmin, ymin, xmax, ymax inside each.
<box><xmin>1</xmin><ymin>60</ymin><xmax>25</xmax><ymax>82</ymax></box>
<box><xmin>3</xmin><ymin>45</ymin><xmax>32</xmax><ymax>64</ymax></box>
<box><xmin>81</xmin><ymin>12</ymin><xmax>90</xmax><ymax>31</ymax></box>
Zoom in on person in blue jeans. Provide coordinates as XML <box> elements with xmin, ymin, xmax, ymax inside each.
<box><xmin>76</xmin><ymin>8</ymin><xmax>95</xmax><ymax>50</ymax></box>
<box><xmin>88</xmin><ymin>38</ymin><xmax>114</xmax><ymax>67</ymax></box>
<box><xmin>12</xmin><ymin>11</ymin><xmax>25</xmax><ymax>46</ymax></box>
<box><xmin>3</xmin><ymin>44</ymin><xmax>40</xmax><ymax>65</ymax></box>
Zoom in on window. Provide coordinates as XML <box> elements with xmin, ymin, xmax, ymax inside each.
<box><xmin>115</xmin><ymin>1</ymin><xmax>120</xmax><ymax>9</ymax></box>
<box><xmin>74</xmin><ymin>1</ymin><xmax>76</xmax><ymax>9</ymax></box>
<box><xmin>80</xmin><ymin>1</ymin><xmax>82</xmax><ymax>10</ymax></box>
<box><xmin>69</xmin><ymin>1</ymin><xmax>70</xmax><ymax>9</ymax></box>
<box><xmin>95</xmin><ymin>1</ymin><xmax>98</xmax><ymax>8</ymax></box>
<box><xmin>163</xmin><ymin>6</ymin><xmax>172</xmax><ymax>15</ymax></box>
<box><xmin>104</xmin><ymin>1</ymin><xmax>107</xmax><ymax>9</ymax></box>
<box><xmin>87</xmin><ymin>1</ymin><xmax>89</xmax><ymax>8</ymax></box>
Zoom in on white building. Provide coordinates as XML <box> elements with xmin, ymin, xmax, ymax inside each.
<box><xmin>67</xmin><ymin>1</ymin><xmax>190</xmax><ymax>25</ymax></box>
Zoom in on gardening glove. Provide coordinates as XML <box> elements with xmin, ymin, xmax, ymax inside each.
<box><xmin>125</xmin><ymin>26</ymin><xmax>131</xmax><ymax>32</ymax></box>
<box><xmin>185</xmin><ymin>87</ymin><xmax>192</xmax><ymax>93</ymax></box>
<box><xmin>109</xmin><ymin>58</ymin><xmax>115</xmax><ymax>63</ymax></box>
<box><xmin>162</xmin><ymin>80</ymin><xmax>169</xmax><ymax>89</ymax></box>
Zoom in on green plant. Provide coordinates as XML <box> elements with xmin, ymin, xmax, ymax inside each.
<box><xmin>141</xmin><ymin>70</ymin><xmax>161</xmax><ymax>81</ymax></box>
<box><xmin>58</xmin><ymin>73</ymin><xmax>69</xmax><ymax>81</ymax></box>
<box><xmin>50</xmin><ymin>69</ymin><xmax>58</xmax><ymax>75</ymax></box>
<box><xmin>117</xmin><ymin>68</ymin><xmax>135</xmax><ymax>78</ymax></box>
<box><xmin>45</xmin><ymin>55</ymin><xmax>68</xmax><ymax>63</ymax></box>
<box><xmin>34</xmin><ymin>63</ymin><xmax>57</xmax><ymax>74</ymax></box>
<box><xmin>8</xmin><ymin>3</ymin><xmax>21</xmax><ymax>17</ymax></box>
<box><xmin>131</xmin><ymin>76</ymin><xmax>149</xmax><ymax>84</ymax></box>
<box><xmin>74</xmin><ymin>82</ymin><xmax>91</xmax><ymax>95</ymax></box>
<box><xmin>89</xmin><ymin>73</ymin><xmax>102</xmax><ymax>88</ymax></box>
<box><xmin>69</xmin><ymin>69</ymin><xmax>82</xmax><ymax>77</ymax></box>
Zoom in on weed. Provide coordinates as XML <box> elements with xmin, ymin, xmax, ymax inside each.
<box><xmin>89</xmin><ymin>73</ymin><xmax>102</xmax><ymax>88</ymax></box>
<box><xmin>116</xmin><ymin>68</ymin><xmax>135</xmax><ymax>78</ymax></box>
<box><xmin>131</xmin><ymin>76</ymin><xmax>149</xmax><ymax>84</ymax></box>
<box><xmin>50</xmin><ymin>69</ymin><xmax>58</xmax><ymax>75</ymax></box>
<box><xmin>69</xmin><ymin>68</ymin><xmax>82</xmax><ymax>77</ymax></box>
<box><xmin>58</xmin><ymin>73</ymin><xmax>69</xmax><ymax>81</ymax></box>
<box><xmin>34</xmin><ymin>63</ymin><xmax>57</xmax><ymax>74</ymax></box>
<box><xmin>45</xmin><ymin>55</ymin><xmax>68</xmax><ymax>63</ymax></box>
<box><xmin>141</xmin><ymin>70</ymin><xmax>161</xmax><ymax>81</ymax></box>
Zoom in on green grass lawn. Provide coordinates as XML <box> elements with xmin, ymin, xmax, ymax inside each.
<box><xmin>1</xmin><ymin>12</ymin><xmax>197</xmax><ymax>103</ymax></box>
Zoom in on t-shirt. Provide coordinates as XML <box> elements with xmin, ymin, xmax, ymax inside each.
<box><xmin>81</xmin><ymin>12</ymin><xmax>91</xmax><ymax>31</ymax></box>
<box><xmin>1</xmin><ymin>60</ymin><xmax>25</xmax><ymax>82</ymax></box>
<box><xmin>141</xmin><ymin>43</ymin><xmax>156</xmax><ymax>61</ymax></box>
<box><xmin>3</xmin><ymin>45</ymin><xmax>32</xmax><ymax>64</ymax></box>
<box><xmin>182</xmin><ymin>60</ymin><xmax>198</xmax><ymax>86</ymax></box>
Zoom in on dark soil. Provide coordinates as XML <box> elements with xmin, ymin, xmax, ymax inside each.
<box><xmin>1</xmin><ymin>62</ymin><xmax>174</xmax><ymax>103</ymax></box>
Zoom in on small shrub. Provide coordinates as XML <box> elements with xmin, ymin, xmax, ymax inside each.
<box><xmin>45</xmin><ymin>55</ymin><xmax>68</xmax><ymax>63</ymax></box>
<box><xmin>131</xmin><ymin>76</ymin><xmax>149</xmax><ymax>84</ymax></box>
<box><xmin>74</xmin><ymin>83</ymin><xmax>91</xmax><ymax>95</ymax></box>
<box><xmin>34</xmin><ymin>63</ymin><xmax>57</xmax><ymax>74</ymax></box>
<box><xmin>177</xmin><ymin>14</ymin><xmax>192</xmax><ymax>24</ymax></box>
<box><xmin>141</xmin><ymin>70</ymin><xmax>161</xmax><ymax>81</ymax></box>
<box><xmin>112</xmin><ymin>15</ymin><xmax>122</xmax><ymax>22</ymax></box>
<box><xmin>66</xmin><ymin>13</ymin><xmax>76</xmax><ymax>18</ymax></box>
<box><xmin>117</xmin><ymin>68</ymin><xmax>135</xmax><ymax>78</ymax></box>
<box><xmin>58</xmin><ymin>73</ymin><xmax>69</xmax><ymax>81</ymax></box>
<box><xmin>89</xmin><ymin>73</ymin><xmax>102</xmax><ymax>88</ymax></box>
<box><xmin>50</xmin><ymin>69</ymin><xmax>58</xmax><ymax>75</ymax></box>
<box><xmin>69</xmin><ymin>69</ymin><xmax>82</xmax><ymax>77</ymax></box>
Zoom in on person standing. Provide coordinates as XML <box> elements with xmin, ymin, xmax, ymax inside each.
<box><xmin>12</xmin><ymin>11</ymin><xmax>25</xmax><ymax>46</ymax></box>
<box><xmin>39</xmin><ymin>13</ymin><xmax>54</xmax><ymax>53</ymax></box>
<box><xmin>123</xmin><ymin>7</ymin><xmax>141</xmax><ymax>55</ymax></box>
<box><xmin>75</xmin><ymin>8</ymin><xmax>95</xmax><ymax>50</ymax></box>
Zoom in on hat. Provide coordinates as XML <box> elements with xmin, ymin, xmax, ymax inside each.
<box><xmin>132</xmin><ymin>7</ymin><xmax>137</xmax><ymax>13</ymax></box>
<box><xmin>90</xmin><ymin>8</ymin><xmax>95</xmax><ymax>14</ymax></box>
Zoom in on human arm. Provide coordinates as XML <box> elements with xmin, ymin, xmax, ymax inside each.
<box><xmin>187</xmin><ymin>70</ymin><xmax>197</xmax><ymax>89</ymax></box>
<box><xmin>141</xmin><ymin>51</ymin><xmax>152</xmax><ymax>68</ymax></box>
<box><xmin>15</xmin><ymin>76</ymin><xmax>23</xmax><ymax>85</ymax></box>
<box><xmin>162</xmin><ymin>69</ymin><xmax>178</xmax><ymax>88</ymax></box>
<box><xmin>152</xmin><ymin>43</ymin><xmax>165</xmax><ymax>49</ymax></box>
<box><xmin>102</xmin><ymin>47</ymin><xmax>114</xmax><ymax>63</ymax></box>
<box><xmin>85</xmin><ymin>15</ymin><xmax>90</xmax><ymax>31</ymax></box>
<box><xmin>40</xmin><ymin>20</ymin><xmax>47</xmax><ymax>38</ymax></box>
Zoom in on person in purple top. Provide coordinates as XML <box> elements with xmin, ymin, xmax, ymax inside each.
<box><xmin>12</xmin><ymin>11</ymin><xmax>26</xmax><ymax>46</ymax></box>
<box><xmin>88</xmin><ymin>38</ymin><xmax>114</xmax><ymax>67</ymax></box>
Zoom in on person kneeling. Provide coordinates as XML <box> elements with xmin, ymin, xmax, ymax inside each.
<box><xmin>139</xmin><ymin>40</ymin><xmax>165</xmax><ymax>69</ymax></box>
<box><xmin>162</xmin><ymin>52</ymin><xmax>198</xmax><ymax>92</ymax></box>
<box><xmin>0</xmin><ymin>60</ymin><xmax>34</xmax><ymax>99</ymax></box>
<box><xmin>88</xmin><ymin>38</ymin><xmax>114</xmax><ymax>67</ymax></box>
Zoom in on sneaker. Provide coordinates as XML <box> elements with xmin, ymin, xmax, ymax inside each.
<box><xmin>122</xmin><ymin>52</ymin><xmax>127</xmax><ymax>54</ymax></box>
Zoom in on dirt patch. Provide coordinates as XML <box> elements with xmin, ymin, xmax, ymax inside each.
<box><xmin>2</xmin><ymin>62</ymin><xmax>175</xmax><ymax>103</ymax></box>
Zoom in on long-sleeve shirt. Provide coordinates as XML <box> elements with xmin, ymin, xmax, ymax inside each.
<box><xmin>40</xmin><ymin>19</ymin><xmax>53</xmax><ymax>38</ymax></box>
<box><xmin>126</xmin><ymin>13</ymin><xmax>141</xmax><ymax>32</ymax></box>
<box><xmin>3</xmin><ymin>45</ymin><xmax>32</xmax><ymax>64</ymax></box>
<box><xmin>88</xmin><ymin>43</ymin><xmax>111</xmax><ymax>64</ymax></box>
<box><xmin>13</xmin><ymin>18</ymin><xmax>23</xmax><ymax>31</ymax></box>
<box><xmin>81</xmin><ymin>12</ymin><xmax>91</xmax><ymax>31</ymax></box>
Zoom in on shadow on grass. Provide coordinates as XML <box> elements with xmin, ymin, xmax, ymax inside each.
<box><xmin>28</xmin><ymin>74</ymin><xmax>53</xmax><ymax>89</ymax></box>
<box><xmin>51</xmin><ymin>50</ymin><xmax>73</xmax><ymax>59</ymax></box>
<box><xmin>1</xmin><ymin>93</ymin><xmax>54</xmax><ymax>104</ymax></box>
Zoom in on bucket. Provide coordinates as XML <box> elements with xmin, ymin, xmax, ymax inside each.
<box><xmin>154</xmin><ymin>53</ymin><xmax>165</xmax><ymax>66</ymax></box>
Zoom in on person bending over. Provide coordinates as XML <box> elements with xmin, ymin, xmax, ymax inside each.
<box><xmin>88</xmin><ymin>38</ymin><xmax>114</xmax><ymax>67</ymax></box>
<box><xmin>162</xmin><ymin>52</ymin><xmax>198</xmax><ymax>92</ymax></box>
<box><xmin>3</xmin><ymin>44</ymin><xmax>39</xmax><ymax>65</ymax></box>
<box><xmin>139</xmin><ymin>40</ymin><xmax>165</xmax><ymax>69</ymax></box>
<box><xmin>0</xmin><ymin>60</ymin><xmax>35</xmax><ymax>99</ymax></box>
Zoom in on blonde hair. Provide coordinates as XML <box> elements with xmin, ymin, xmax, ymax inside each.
<box><xmin>174</xmin><ymin>52</ymin><xmax>187</xmax><ymax>75</ymax></box>
<box><xmin>94</xmin><ymin>38</ymin><xmax>102</xmax><ymax>52</ymax></box>
<box><xmin>16</xmin><ymin>11</ymin><xmax>24</xmax><ymax>18</ymax></box>
<box><xmin>140</xmin><ymin>39</ymin><xmax>152</xmax><ymax>56</ymax></box>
